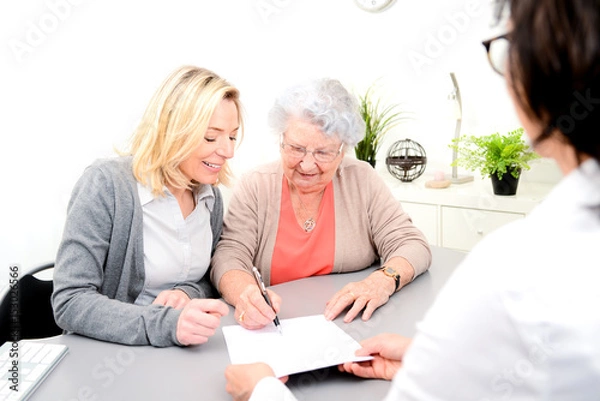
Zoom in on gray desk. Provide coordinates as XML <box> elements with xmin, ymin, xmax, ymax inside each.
<box><xmin>31</xmin><ymin>246</ymin><xmax>465</xmax><ymax>401</ymax></box>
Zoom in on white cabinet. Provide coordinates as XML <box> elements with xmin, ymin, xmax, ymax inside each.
<box><xmin>382</xmin><ymin>170</ymin><xmax>554</xmax><ymax>252</ymax></box>
<box><xmin>440</xmin><ymin>206</ymin><xmax>524</xmax><ymax>251</ymax></box>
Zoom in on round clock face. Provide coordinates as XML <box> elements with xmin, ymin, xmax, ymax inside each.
<box><xmin>354</xmin><ymin>0</ymin><xmax>396</xmax><ymax>12</ymax></box>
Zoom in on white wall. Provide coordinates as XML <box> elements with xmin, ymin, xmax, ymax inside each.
<box><xmin>0</xmin><ymin>0</ymin><xmax>556</xmax><ymax>272</ymax></box>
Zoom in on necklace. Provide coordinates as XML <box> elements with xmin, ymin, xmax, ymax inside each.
<box><xmin>299</xmin><ymin>202</ymin><xmax>316</xmax><ymax>232</ymax></box>
<box><xmin>293</xmin><ymin>188</ymin><xmax>323</xmax><ymax>232</ymax></box>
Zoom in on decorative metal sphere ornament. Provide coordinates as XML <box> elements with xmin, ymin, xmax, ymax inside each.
<box><xmin>385</xmin><ymin>139</ymin><xmax>427</xmax><ymax>182</ymax></box>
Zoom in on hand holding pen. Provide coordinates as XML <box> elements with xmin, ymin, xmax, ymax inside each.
<box><xmin>252</xmin><ymin>267</ymin><xmax>283</xmax><ymax>335</ymax></box>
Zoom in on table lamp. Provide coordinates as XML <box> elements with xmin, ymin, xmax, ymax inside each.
<box><xmin>447</xmin><ymin>72</ymin><xmax>474</xmax><ymax>184</ymax></box>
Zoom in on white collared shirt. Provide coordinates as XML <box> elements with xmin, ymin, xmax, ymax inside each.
<box><xmin>384</xmin><ymin>159</ymin><xmax>600</xmax><ymax>400</ymax></box>
<box><xmin>134</xmin><ymin>183</ymin><xmax>214</xmax><ymax>306</ymax></box>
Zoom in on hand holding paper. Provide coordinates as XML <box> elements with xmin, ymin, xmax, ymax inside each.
<box><xmin>338</xmin><ymin>333</ymin><xmax>413</xmax><ymax>380</ymax></box>
<box><xmin>224</xmin><ymin>362</ymin><xmax>284</xmax><ymax>401</ymax></box>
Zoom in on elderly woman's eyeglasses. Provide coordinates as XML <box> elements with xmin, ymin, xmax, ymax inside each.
<box><xmin>281</xmin><ymin>142</ymin><xmax>343</xmax><ymax>163</ymax></box>
<box><xmin>482</xmin><ymin>33</ymin><xmax>510</xmax><ymax>76</ymax></box>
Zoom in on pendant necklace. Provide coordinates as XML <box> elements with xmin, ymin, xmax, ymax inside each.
<box><xmin>294</xmin><ymin>190</ymin><xmax>322</xmax><ymax>232</ymax></box>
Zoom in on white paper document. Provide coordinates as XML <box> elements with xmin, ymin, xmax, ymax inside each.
<box><xmin>222</xmin><ymin>314</ymin><xmax>373</xmax><ymax>377</ymax></box>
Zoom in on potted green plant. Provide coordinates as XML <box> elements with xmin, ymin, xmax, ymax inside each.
<box><xmin>449</xmin><ymin>127</ymin><xmax>540</xmax><ymax>195</ymax></box>
<box><xmin>355</xmin><ymin>86</ymin><xmax>406</xmax><ymax>168</ymax></box>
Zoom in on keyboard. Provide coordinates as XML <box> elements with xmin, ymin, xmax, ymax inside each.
<box><xmin>0</xmin><ymin>341</ymin><xmax>68</xmax><ymax>401</ymax></box>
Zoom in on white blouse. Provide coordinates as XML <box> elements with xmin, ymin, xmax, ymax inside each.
<box><xmin>134</xmin><ymin>183</ymin><xmax>214</xmax><ymax>306</ymax></box>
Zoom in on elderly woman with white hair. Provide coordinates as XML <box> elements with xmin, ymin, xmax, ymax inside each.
<box><xmin>211</xmin><ymin>78</ymin><xmax>431</xmax><ymax>329</ymax></box>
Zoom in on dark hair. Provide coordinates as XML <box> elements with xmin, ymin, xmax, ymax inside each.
<box><xmin>495</xmin><ymin>0</ymin><xmax>600</xmax><ymax>163</ymax></box>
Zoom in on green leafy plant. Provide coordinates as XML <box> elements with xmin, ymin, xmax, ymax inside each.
<box><xmin>355</xmin><ymin>86</ymin><xmax>407</xmax><ymax>167</ymax></box>
<box><xmin>449</xmin><ymin>128</ymin><xmax>540</xmax><ymax>180</ymax></box>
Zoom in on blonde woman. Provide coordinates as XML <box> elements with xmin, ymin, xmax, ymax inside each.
<box><xmin>52</xmin><ymin>66</ymin><xmax>242</xmax><ymax>347</ymax></box>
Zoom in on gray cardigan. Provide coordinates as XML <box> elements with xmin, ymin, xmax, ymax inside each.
<box><xmin>51</xmin><ymin>156</ymin><xmax>223</xmax><ymax>347</ymax></box>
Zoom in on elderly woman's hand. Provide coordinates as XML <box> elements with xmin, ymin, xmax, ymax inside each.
<box><xmin>324</xmin><ymin>273</ymin><xmax>395</xmax><ymax>322</ymax></box>
<box><xmin>234</xmin><ymin>284</ymin><xmax>282</xmax><ymax>330</ymax></box>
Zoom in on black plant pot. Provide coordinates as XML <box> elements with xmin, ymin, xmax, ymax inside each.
<box><xmin>490</xmin><ymin>168</ymin><xmax>521</xmax><ymax>196</ymax></box>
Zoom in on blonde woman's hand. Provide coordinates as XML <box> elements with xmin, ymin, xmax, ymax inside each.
<box><xmin>153</xmin><ymin>289</ymin><xmax>191</xmax><ymax>309</ymax></box>
<box><xmin>324</xmin><ymin>273</ymin><xmax>395</xmax><ymax>322</ymax></box>
<box><xmin>176</xmin><ymin>299</ymin><xmax>229</xmax><ymax>346</ymax></box>
<box><xmin>234</xmin><ymin>284</ymin><xmax>282</xmax><ymax>330</ymax></box>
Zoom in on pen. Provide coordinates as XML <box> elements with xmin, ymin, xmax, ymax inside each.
<box><xmin>251</xmin><ymin>266</ymin><xmax>282</xmax><ymax>335</ymax></box>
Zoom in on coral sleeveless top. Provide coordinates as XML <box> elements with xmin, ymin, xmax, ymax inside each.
<box><xmin>270</xmin><ymin>178</ymin><xmax>335</xmax><ymax>285</ymax></box>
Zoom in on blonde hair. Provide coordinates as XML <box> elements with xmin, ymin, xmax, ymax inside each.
<box><xmin>127</xmin><ymin>66</ymin><xmax>242</xmax><ymax>196</ymax></box>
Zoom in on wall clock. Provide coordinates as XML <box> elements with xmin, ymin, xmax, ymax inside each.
<box><xmin>354</xmin><ymin>0</ymin><xmax>396</xmax><ymax>13</ymax></box>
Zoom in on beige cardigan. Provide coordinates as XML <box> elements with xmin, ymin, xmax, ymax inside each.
<box><xmin>211</xmin><ymin>157</ymin><xmax>431</xmax><ymax>287</ymax></box>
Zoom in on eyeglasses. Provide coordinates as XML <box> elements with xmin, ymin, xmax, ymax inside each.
<box><xmin>482</xmin><ymin>33</ymin><xmax>510</xmax><ymax>76</ymax></box>
<box><xmin>280</xmin><ymin>141</ymin><xmax>344</xmax><ymax>163</ymax></box>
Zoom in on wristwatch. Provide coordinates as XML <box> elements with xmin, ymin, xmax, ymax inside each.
<box><xmin>377</xmin><ymin>265</ymin><xmax>401</xmax><ymax>292</ymax></box>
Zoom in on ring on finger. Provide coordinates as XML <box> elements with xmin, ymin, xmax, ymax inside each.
<box><xmin>238</xmin><ymin>311</ymin><xmax>246</xmax><ymax>323</ymax></box>
<box><xmin>348</xmin><ymin>291</ymin><xmax>356</xmax><ymax>298</ymax></box>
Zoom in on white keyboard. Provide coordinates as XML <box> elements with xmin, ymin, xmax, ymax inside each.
<box><xmin>0</xmin><ymin>341</ymin><xmax>68</xmax><ymax>401</ymax></box>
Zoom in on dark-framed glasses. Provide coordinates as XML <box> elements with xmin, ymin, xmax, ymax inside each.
<box><xmin>280</xmin><ymin>141</ymin><xmax>344</xmax><ymax>163</ymax></box>
<box><xmin>482</xmin><ymin>33</ymin><xmax>510</xmax><ymax>76</ymax></box>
